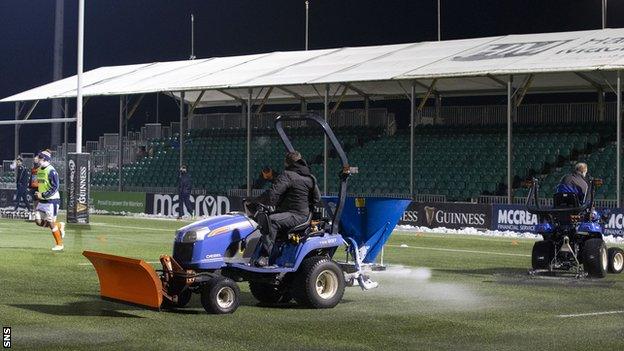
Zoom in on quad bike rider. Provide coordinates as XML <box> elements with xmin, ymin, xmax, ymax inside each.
<box><xmin>246</xmin><ymin>150</ymin><xmax>322</xmax><ymax>268</ymax></box>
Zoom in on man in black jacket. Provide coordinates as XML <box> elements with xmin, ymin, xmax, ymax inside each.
<box><xmin>252</xmin><ymin>166</ymin><xmax>277</xmax><ymax>190</ymax></box>
<box><xmin>556</xmin><ymin>162</ymin><xmax>589</xmax><ymax>202</ymax></box>
<box><xmin>14</xmin><ymin>157</ymin><xmax>31</xmax><ymax>211</ymax></box>
<box><xmin>251</xmin><ymin>151</ymin><xmax>321</xmax><ymax>266</ymax></box>
<box><xmin>177</xmin><ymin>165</ymin><xmax>194</xmax><ymax>219</ymax></box>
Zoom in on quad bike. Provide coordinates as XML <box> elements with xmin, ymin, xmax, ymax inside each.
<box><xmin>524</xmin><ymin>177</ymin><xmax>624</xmax><ymax>278</ymax></box>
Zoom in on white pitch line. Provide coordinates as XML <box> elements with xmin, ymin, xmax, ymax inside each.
<box><xmin>557</xmin><ymin>310</ymin><xmax>624</xmax><ymax>318</ymax></box>
<box><xmin>386</xmin><ymin>244</ymin><xmax>531</xmax><ymax>257</ymax></box>
<box><xmin>90</xmin><ymin>222</ymin><xmax>174</xmax><ymax>232</ymax></box>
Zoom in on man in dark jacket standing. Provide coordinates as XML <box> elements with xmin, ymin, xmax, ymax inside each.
<box><xmin>177</xmin><ymin>165</ymin><xmax>194</xmax><ymax>219</ymax></box>
<box><xmin>252</xmin><ymin>166</ymin><xmax>277</xmax><ymax>190</ymax></box>
<box><xmin>251</xmin><ymin>151</ymin><xmax>321</xmax><ymax>266</ymax></box>
<box><xmin>14</xmin><ymin>157</ymin><xmax>31</xmax><ymax>211</ymax></box>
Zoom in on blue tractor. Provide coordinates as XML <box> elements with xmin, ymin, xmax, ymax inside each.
<box><xmin>84</xmin><ymin>114</ymin><xmax>410</xmax><ymax>314</ymax></box>
<box><xmin>524</xmin><ymin>177</ymin><xmax>623</xmax><ymax>278</ymax></box>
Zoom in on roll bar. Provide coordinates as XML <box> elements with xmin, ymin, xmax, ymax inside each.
<box><xmin>274</xmin><ymin>114</ymin><xmax>353</xmax><ymax>234</ymax></box>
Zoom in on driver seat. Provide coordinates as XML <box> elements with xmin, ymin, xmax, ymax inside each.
<box><xmin>287</xmin><ymin>212</ymin><xmax>312</xmax><ymax>234</ymax></box>
<box><xmin>553</xmin><ymin>192</ymin><xmax>581</xmax><ymax>209</ymax></box>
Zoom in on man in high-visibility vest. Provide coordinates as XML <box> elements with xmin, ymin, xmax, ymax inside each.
<box><xmin>34</xmin><ymin>150</ymin><xmax>65</xmax><ymax>251</ymax></box>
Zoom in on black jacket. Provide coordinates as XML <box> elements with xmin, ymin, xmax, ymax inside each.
<box><xmin>558</xmin><ymin>172</ymin><xmax>588</xmax><ymax>199</ymax></box>
<box><xmin>178</xmin><ymin>173</ymin><xmax>193</xmax><ymax>195</ymax></box>
<box><xmin>256</xmin><ymin>160</ymin><xmax>321</xmax><ymax>216</ymax></box>
<box><xmin>15</xmin><ymin>166</ymin><xmax>30</xmax><ymax>190</ymax></box>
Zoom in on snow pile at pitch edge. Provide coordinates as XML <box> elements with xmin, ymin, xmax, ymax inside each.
<box><xmin>395</xmin><ymin>224</ymin><xmax>624</xmax><ymax>244</ymax></box>
<box><xmin>88</xmin><ymin>210</ymin><xmax>624</xmax><ymax>244</ymax></box>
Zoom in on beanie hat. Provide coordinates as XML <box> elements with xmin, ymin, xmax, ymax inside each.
<box><xmin>38</xmin><ymin>150</ymin><xmax>52</xmax><ymax>162</ymax></box>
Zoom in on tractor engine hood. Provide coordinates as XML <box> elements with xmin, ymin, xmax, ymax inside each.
<box><xmin>175</xmin><ymin>213</ymin><xmax>257</xmax><ymax>243</ymax></box>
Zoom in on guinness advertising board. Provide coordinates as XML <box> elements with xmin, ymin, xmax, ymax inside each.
<box><xmin>66</xmin><ymin>153</ymin><xmax>91</xmax><ymax>224</ymax></box>
<box><xmin>399</xmin><ymin>202</ymin><xmax>491</xmax><ymax>230</ymax></box>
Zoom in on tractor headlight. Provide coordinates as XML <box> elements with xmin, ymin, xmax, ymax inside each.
<box><xmin>182</xmin><ymin>231</ymin><xmax>197</xmax><ymax>243</ymax></box>
<box><xmin>181</xmin><ymin>227</ymin><xmax>211</xmax><ymax>242</ymax></box>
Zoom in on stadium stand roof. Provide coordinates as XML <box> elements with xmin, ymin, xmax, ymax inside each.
<box><xmin>3</xmin><ymin>28</ymin><xmax>624</xmax><ymax>106</ymax></box>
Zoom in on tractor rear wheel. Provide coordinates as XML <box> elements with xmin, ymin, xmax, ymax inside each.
<box><xmin>292</xmin><ymin>256</ymin><xmax>345</xmax><ymax>309</ymax></box>
<box><xmin>200</xmin><ymin>276</ymin><xmax>240</xmax><ymax>314</ymax></box>
<box><xmin>582</xmin><ymin>238</ymin><xmax>608</xmax><ymax>278</ymax></box>
<box><xmin>531</xmin><ymin>241</ymin><xmax>554</xmax><ymax>270</ymax></box>
<box><xmin>608</xmin><ymin>247</ymin><xmax>624</xmax><ymax>274</ymax></box>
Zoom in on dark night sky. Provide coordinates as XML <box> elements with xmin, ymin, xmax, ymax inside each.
<box><xmin>0</xmin><ymin>0</ymin><xmax>622</xmax><ymax>160</ymax></box>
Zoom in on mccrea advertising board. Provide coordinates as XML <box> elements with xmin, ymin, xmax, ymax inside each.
<box><xmin>491</xmin><ymin>204</ymin><xmax>539</xmax><ymax>233</ymax></box>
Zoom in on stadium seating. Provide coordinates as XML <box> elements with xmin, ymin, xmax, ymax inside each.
<box><xmin>512</xmin><ymin>124</ymin><xmax>614</xmax><ymax>200</ymax></box>
<box><xmin>532</xmin><ymin>143</ymin><xmax>617</xmax><ymax>200</ymax></box>
<box><xmin>91</xmin><ymin>126</ymin><xmax>380</xmax><ymax>193</ymax></box>
<box><xmin>90</xmin><ymin>123</ymin><xmax>611</xmax><ymax>201</ymax></box>
<box><xmin>0</xmin><ymin>173</ymin><xmax>14</xmax><ymax>183</ymax></box>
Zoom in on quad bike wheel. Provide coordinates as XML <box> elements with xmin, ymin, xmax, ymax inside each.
<box><xmin>292</xmin><ymin>256</ymin><xmax>345</xmax><ymax>309</ymax></box>
<box><xmin>582</xmin><ymin>238</ymin><xmax>608</xmax><ymax>278</ymax></box>
<box><xmin>532</xmin><ymin>240</ymin><xmax>554</xmax><ymax>270</ymax></box>
<box><xmin>607</xmin><ymin>247</ymin><xmax>624</xmax><ymax>274</ymax></box>
<box><xmin>249</xmin><ymin>281</ymin><xmax>291</xmax><ymax>304</ymax></box>
<box><xmin>200</xmin><ymin>276</ymin><xmax>240</xmax><ymax>314</ymax></box>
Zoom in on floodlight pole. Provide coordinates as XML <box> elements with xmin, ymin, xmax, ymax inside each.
<box><xmin>324</xmin><ymin>84</ymin><xmax>329</xmax><ymax>195</ymax></box>
<box><xmin>76</xmin><ymin>0</ymin><xmax>84</xmax><ymax>153</ymax></box>
<box><xmin>410</xmin><ymin>83</ymin><xmax>415</xmax><ymax>197</ymax></box>
<box><xmin>118</xmin><ymin>96</ymin><xmax>124</xmax><ymax>191</ymax></box>
<box><xmin>190</xmin><ymin>14</ymin><xmax>196</xmax><ymax>60</ymax></box>
<box><xmin>247</xmin><ymin>89</ymin><xmax>253</xmax><ymax>196</ymax></box>
<box><xmin>507</xmin><ymin>75</ymin><xmax>513</xmax><ymax>204</ymax></box>
<box><xmin>51</xmin><ymin>0</ymin><xmax>64</xmax><ymax>148</ymax></box>
<box><xmin>617</xmin><ymin>71</ymin><xmax>621</xmax><ymax>206</ymax></box>
<box><xmin>64</xmin><ymin>99</ymin><xmax>69</xmax><ymax>161</ymax></box>
<box><xmin>437</xmin><ymin>0</ymin><xmax>441</xmax><ymax>41</ymax></box>
<box><xmin>179</xmin><ymin>92</ymin><xmax>185</xmax><ymax>168</ymax></box>
<box><xmin>14</xmin><ymin>102</ymin><xmax>20</xmax><ymax>158</ymax></box>
<box><xmin>305</xmin><ymin>1</ymin><xmax>309</xmax><ymax>50</ymax></box>
<box><xmin>602</xmin><ymin>0</ymin><xmax>607</xmax><ymax>29</ymax></box>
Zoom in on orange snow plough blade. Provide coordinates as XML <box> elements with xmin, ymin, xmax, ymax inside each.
<box><xmin>83</xmin><ymin>251</ymin><xmax>163</xmax><ymax>309</ymax></box>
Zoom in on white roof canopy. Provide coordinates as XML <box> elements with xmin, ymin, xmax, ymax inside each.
<box><xmin>3</xmin><ymin>28</ymin><xmax>624</xmax><ymax>107</ymax></box>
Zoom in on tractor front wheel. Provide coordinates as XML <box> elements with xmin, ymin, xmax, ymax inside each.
<box><xmin>200</xmin><ymin>276</ymin><xmax>240</xmax><ymax>314</ymax></box>
<box><xmin>292</xmin><ymin>256</ymin><xmax>345</xmax><ymax>309</ymax></box>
